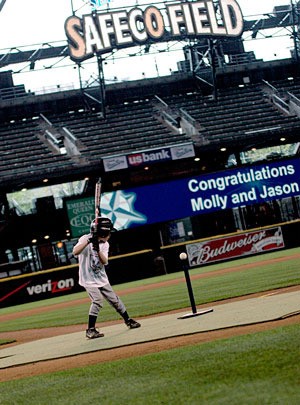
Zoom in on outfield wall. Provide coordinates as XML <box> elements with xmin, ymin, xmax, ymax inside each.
<box><xmin>0</xmin><ymin>249</ymin><xmax>154</xmax><ymax>308</ymax></box>
<box><xmin>161</xmin><ymin>221</ymin><xmax>300</xmax><ymax>276</ymax></box>
<box><xmin>1</xmin><ymin>222</ymin><xmax>299</xmax><ymax>308</ymax></box>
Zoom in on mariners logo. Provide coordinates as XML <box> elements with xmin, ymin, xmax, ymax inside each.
<box><xmin>90</xmin><ymin>0</ymin><xmax>112</xmax><ymax>8</ymax></box>
<box><xmin>101</xmin><ymin>190</ymin><xmax>147</xmax><ymax>229</ymax></box>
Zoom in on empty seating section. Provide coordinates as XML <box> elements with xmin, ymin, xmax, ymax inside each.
<box><xmin>45</xmin><ymin>99</ymin><xmax>190</xmax><ymax>161</ymax></box>
<box><xmin>268</xmin><ymin>77</ymin><xmax>300</xmax><ymax>99</ymax></box>
<box><xmin>0</xmin><ymin>118</ymin><xmax>74</xmax><ymax>179</ymax></box>
<box><xmin>163</xmin><ymin>85</ymin><xmax>300</xmax><ymax>144</ymax></box>
<box><xmin>0</xmin><ymin>97</ymin><xmax>190</xmax><ymax>181</ymax></box>
<box><xmin>1</xmin><ymin>78</ymin><xmax>300</xmax><ymax>183</ymax></box>
<box><xmin>0</xmin><ymin>85</ymin><xmax>28</xmax><ymax>100</ymax></box>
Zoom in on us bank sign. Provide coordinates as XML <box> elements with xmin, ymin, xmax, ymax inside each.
<box><xmin>65</xmin><ymin>0</ymin><xmax>244</xmax><ymax>62</ymax></box>
<box><xmin>103</xmin><ymin>143</ymin><xmax>195</xmax><ymax>172</ymax></box>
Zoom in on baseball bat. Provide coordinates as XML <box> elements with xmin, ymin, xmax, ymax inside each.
<box><xmin>94</xmin><ymin>177</ymin><xmax>102</xmax><ymax>225</ymax></box>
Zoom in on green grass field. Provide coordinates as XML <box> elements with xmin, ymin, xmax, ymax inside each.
<box><xmin>0</xmin><ymin>247</ymin><xmax>300</xmax><ymax>404</ymax></box>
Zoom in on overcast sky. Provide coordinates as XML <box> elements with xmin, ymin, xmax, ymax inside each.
<box><xmin>0</xmin><ymin>0</ymin><xmax>294</xmax><ymax>91</ymax></box>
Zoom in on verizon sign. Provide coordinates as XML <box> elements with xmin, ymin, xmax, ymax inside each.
<box><xmin>0</xmin><ymin>267</ymin><xmax>82</xmax><ymax>308</ymax></box>
<box><xmin>186</xmin><ymin>227</ymin><xmax>285</xmax><ymax>267</ymax></box>
<box><xmin>65</xmin><ymin>0</ymin><xmax>244</xmax><ymax>62</ymax></box>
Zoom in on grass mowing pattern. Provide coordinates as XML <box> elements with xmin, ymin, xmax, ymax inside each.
<box><xmin>0</xmin><ymin>324</ymin><xmax>299</xmax><ymax>404</ymax></box>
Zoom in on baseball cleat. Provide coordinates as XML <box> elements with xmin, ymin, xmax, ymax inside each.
<box><xmin>126</xmin><ymin>318</ymin><xmax>141</xmax><ymax>329</ymax></box>
<box><xmin>86</xmin><ymin>328</ymin><xmax>104</xmax><ymax>339</ymax></box>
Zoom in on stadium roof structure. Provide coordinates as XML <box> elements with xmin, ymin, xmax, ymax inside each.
<box><xmin>0</xmin><ymin>2</ymin><xmax>299</xmax><ymax>68</ymax></box>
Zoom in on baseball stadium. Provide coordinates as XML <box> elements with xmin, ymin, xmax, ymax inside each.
<box><xmin>0</xmin><ymin>0</ymin><xmax>300</xmax><ymax>403</ymax></box>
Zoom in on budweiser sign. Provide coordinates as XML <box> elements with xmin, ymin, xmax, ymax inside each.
<box><xmin>186</xmin><ymin>227</ymin><xmax>284</xmax><ymax>267</ymax></box>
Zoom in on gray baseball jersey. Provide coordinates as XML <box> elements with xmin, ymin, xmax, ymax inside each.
<box><xmin>74</xmin><ymin>234</ymin><xmax>109</xmax><ymax>288</ymax></box>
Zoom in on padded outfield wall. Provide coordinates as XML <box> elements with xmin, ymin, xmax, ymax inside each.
<box><xmin>1</xmin><ymin>221</ymin><xmax>300</xmax><ymax>308</ymax></box>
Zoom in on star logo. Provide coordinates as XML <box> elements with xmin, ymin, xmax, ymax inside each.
<box><xmin>100</xmin><ymin>190</ymin><xmax>147</xmax><ymax>229</ymax></box>
<box><xmin>90</xmin><ymin>0</ymin><xmax>112</xmax><ymax>9</ymax></box>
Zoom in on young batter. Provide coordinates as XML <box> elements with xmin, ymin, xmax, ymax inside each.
<box><xmin>73</xmin><ymin>216</ymin><xmax>141</xmax><ymax>339</ymax></box>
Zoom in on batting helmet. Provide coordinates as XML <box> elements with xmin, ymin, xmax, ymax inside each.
<box><xmin>90</xmin><ymin>217</ymin><xmax>116</xmax><ymax>237</ymax></box>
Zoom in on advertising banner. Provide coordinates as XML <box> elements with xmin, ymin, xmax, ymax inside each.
<box><xmin>67</xmin><ymin>158</ymin><xmax>300</xmax><ymax>234</ymax></box>
<box><xmin>103</xmin><ymin>143</ymin><xmax>195</xmax><ymax>172</ymax></box>
<box><xmin>186</xmin><ymin>227</ymin><xmax>285</xmax><ymax>267</ymax></box>
<box><xmin>66</xmin><ymin>197</ymin><xmax>95</xmax><ymax>238</ymax></box>
<box><xmin>0</xmin><ymin>266</ymin><xmax>82</xmax><ymax>308</ymax></box>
